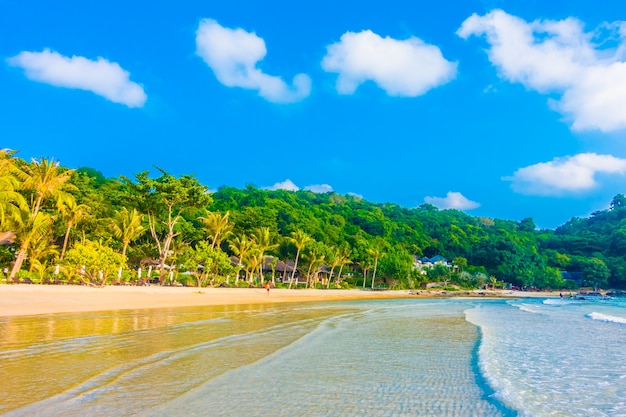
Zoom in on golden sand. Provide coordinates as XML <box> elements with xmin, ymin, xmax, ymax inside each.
<box><xmin>0</xmin><ymin>284</ymin><xmax>559</xmax><ymax>317</ymax></box>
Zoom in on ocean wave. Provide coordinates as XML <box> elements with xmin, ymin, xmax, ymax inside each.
<box><xmin>543</xmin><ymin>298</ymin><xmax>574</xmax><ymax>306</ymax></box>
<box><xmin>514</xmin><ymin>303</ymin><xmax>542</xmax><ymax>314</ymax></box>
<box><xmin>587</xmin><ymin>312</ymin><xmax>626</xmax><ymax>325</ymax></box>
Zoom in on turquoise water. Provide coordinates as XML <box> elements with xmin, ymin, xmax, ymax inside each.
<box><xmin>1</xmin><ymin>297</ymin><xmax>625</xmax><ymax>416</ymax></box>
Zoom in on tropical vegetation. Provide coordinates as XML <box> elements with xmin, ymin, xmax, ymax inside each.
<box><xmin>1</xmin><ymin>149</ymin><xmax>625</xmax><ymax>290</ymax></box>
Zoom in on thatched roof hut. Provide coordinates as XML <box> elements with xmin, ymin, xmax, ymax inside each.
<box><xmin>0</xmin><ymin>232</ymin><xmax>15</xmax><ymax>245</ymax></box>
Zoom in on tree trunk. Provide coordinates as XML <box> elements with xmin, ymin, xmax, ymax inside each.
<box><xmin>327</xmin><ymin>261</ymin><xmax>339</xmax><ymax>289</ymax></box>
<box><xmin>362</xmin><ymin>268</ymin><xmax>368</xmax><ymax>289</ymax></box>
<box><xmin>289</xmin><ymin>249</ymin><xmax>301</xmax><ymax>289</ymax></box>
<box><xmin>10</xmin><ymin>245</ymin><xmax>28</xmax><ymax>279</ymax></box>
<box><xmin>371</xmin><ymin>258</ymin><xmax>378</xmax><ymax>289</ymax></box>
<box><xmin>306</xmin><ymin>262</ymin><xmax>314</xmax><ymax>288</ymax></box>
<box><xmin>60</xmin><ymin>221</ymin><xmax>73</xmax><ymax>261</ymax></box>
<box><xmin>336</xmin><ymin>265</ymin><xmax>344</xmax><ymax>286</ymax></box>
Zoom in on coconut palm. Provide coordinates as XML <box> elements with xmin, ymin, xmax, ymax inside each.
<box><xmin>27</xmin><ymin>236</ymin><xmax>59</xmax><ymax>275</ymax></box>
<box><xmin>228</xmin><ymin>234</ymin><xmax>254</xmax><ymax>283</ymax></box>
<box><xmin>199</xmin><ymin>210</ymin><xmax>233</xmax><ymax>249</ymax></box>
<box><xmin>367</xmin><ymin>246</ymin><xmax>384</xmax><ymax>289</ymax></box>
<box><xmin>0</xmin><ymin>150</ymin><xmax>27</xmax><ymax>230</ymax></box>
<box><xmin>335</xmin><ymin>248</ymin><xmax>352</xmax><ymax>286</ymax></box>
<box><xmin>361</xmin><ymin>258</ymin><xmax>372</xmax><ymax>289</ymax></box>
<box><xmin>247</xmin><ymin>250</ymin><xmax>264</xmax><ymax>285</ymax></box>
<box><xmin>303</xmin><ymin>246</ymin><xmax>325</xmax><ymax>288</ymax></box>
<box><xmin>326</xmin><ymin>246</ymin><xmax>342</xmax><ymax>289</ymax></box>
<box><xmin>58</xmin><ymin>198</ymin><xmax>91</xmax><ymax>260</ymax></box>
<box><xmin>110</xmin><ymin>207</ymin><xmax>145</xmax><ymax>257</ymax></box>
<box><xmin>9</xmin><ymin>209</ymin><xmax>55</xmax><ymax>278</ymax></box>
<box><xmin>19</xmin><ymin>157</ymin><xmax>75</xmax><ymax>219</ymax></box>
<box><xmin>251</xmin><ymin>227</ymin><xmax>277</xmax><ymax>284</ymax></box>
<box><xmin>288</xmin><ymin>229</ymin><xmax>312</xmax><ymax>289</ymax></box>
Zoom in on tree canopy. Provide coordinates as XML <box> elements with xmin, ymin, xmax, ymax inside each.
<box><xmin>2</xmin><ymin>150</ymin><xmax>625</xmax><ymax>290</ymax></box>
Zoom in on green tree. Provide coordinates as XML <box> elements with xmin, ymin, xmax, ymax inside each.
<box><xmin>251</xmin><ymin>227</ymin><xmax>277</xmax><ymax>284</ymax></box>
<box><xmin>582</xmin><ymin>257</ymin><xmax>610</xmax><ymax>290</ymax></box>
<box><xmin>110</xmin><ymin>207</ymin><xmax>145</xmax><ymax>257</ymax></box>
<box><xmin>64</xmin><ymin>240</ymin><xmax>126</xmax><ymax>286</ymax></box>
<box><xmin>367</xmin><ymin>245</ymin><xmax>385</xmax><ymax>289</ymax></box>
<box><xmin>332</xmin><ymin>246</ymin><xmax>352</xmax><ymax>287</ymax></box>
<box><xmin>180</xmin><ymin>241</ymin><xmax>236</xmax><ymax>287</ymax></box>
<box><xmin>126</xmin><ymin>169</ymin><xmax>211</xmax><ymax>282</ymax></box>
<box><xmin>58</xmin><ymin>198</ymin><xmax>91</xmax><ymax>260</ymax></box>
<box><xmin>199</xmin><ymin>210</ymin><xmax>233</xmax><ymax>249</ymax></box>
<box><xmin>228</xmin><ymin>234</ymin><xmax>255</xmax><ymax>283</ymax></box>
<box><xmin>288</xmin><ymin>229</ymin><xmax>312</xmax><ymax>289</ymax></box>
<box><xmin>0</xmin><ymin>150</ymin><xmax>27</xmax><ymax>230</ymax></box>
<box><xmin>610</xmin><ymin>194</ymin><xmax>626</xmax><ymax>211</ymax></box>
<box><xmin>9</xmin><ymin>209</ymin><xmax>55</xmax><ymax>278</ymax></box>
<box><xmin>27</xmin><ymin>236</ymin><xmax>59</xmax><ymax>277</ymax></box>
<box><xmin>10</xmin><ymin>157</ymin><xmax>74</xmax><ymax>277</ymax></box>
<box><xmin>452</xmin><ymin>256</ymin><xmax>468</xmax><ymax>273</ymax></box>
<box><xmin>19</xmin><ymin>157</ymin><xmax>75</xmax><ymax>218</ymax></box>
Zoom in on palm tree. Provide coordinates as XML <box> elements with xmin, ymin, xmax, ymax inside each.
<box><xmin>335</xmin><ymin>248</ymin><xmax>352</xmax><ymax>286</ymax></box>
<box><xmin>167</xmin><ymin>238</ymin><xmax>190</xmax><ymax>283</ymax></box>
<box><xmin>19</xmin><ymin>157</ymin><xmax>75</xmax><ymax>219</ymax></box>
<box><xmin>0</xmin><ymin>150</ymin><xmax>27</xmax><ymax>230</ymax></box>
<box><xmin>489</xmin><ymin>276</ymin><xmax>498</xmax><ymax>290</ymax></box>
<box><xmin>303</xmin><ymin>247</ymin><xmax>325</xmax><ymax>288</ymax></box>
<box><xmin>326</xmin><ymin>246</ymin><xmax>340</xmax><ymax>289</ymax></box>
<box><xmin>252</xmin><ymin>227</ymin><xmax>277</xmax><ymax>284</ymax></box>
<box><xmin>228</xmin><ymin>234</ymin><xmax>254</xmax><ymax>283</ymax></box>
<box><xmin>361</xmin><ymin>258</ymin><xmax>372</xmax><ymax>289</ymax></box>
<box><xmin>110</xmin><ymin>207</ymin><xmax>145</xmax><ymax>257</ymax></box>
<box><xmin>199</xmin><ymin>210</ymin><xmax>233</xmax><ymax>249</ymax></box>
<box><xmin>58</xmin><ymin>198</ymin><xmax>91</xmax><ymax>260</ymax></box>
<box><xmin>368</xmin><ymin>246</ymin><xmax>384</xmax><ymax>289</ymax></box>
<box><xmin>247</xmin><ymin>250</ymin><xmax>264</xmax><ymax>285</ymax></box>
<box><xmin>288</xmin><ymin>229</ymin><xmax>312</xmax><ymax>289</ymax></box>
<box><xmin>9</xmin><ymin>209</ymin><xmax>55</xmax><ymax>278</ymax></box>
<box><xmin>8</xmin><ymin>157</ymin><xmax>74</xmax><ymax>278</ymax></box>
<box><xmin>27</xmin><ymin>236</ymin><xmax>59</xmax><ymax>275</ymax></box>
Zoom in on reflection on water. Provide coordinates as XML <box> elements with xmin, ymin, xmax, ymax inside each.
<box><xmin>0</xmin><ymin>303</ymin><xmax>354</xmax><ymax>416</ymax></box>
<box><xmin>1</xmin><ymin>299</ymin><xmax>504</xmax><ymax>417</ymax></box>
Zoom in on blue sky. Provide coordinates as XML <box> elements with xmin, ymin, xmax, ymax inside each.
<box><xmin>2</xmin><ymin>0</ymin><xmax>626</xmax><ymax>229</ymax></box>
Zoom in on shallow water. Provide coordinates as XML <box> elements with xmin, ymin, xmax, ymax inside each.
<box><xmin>2</xmin><ymin>297</ymin><xmax>625</xmax><ymax>416</ymax></box>
<box><xmin>467</xmin><ymin>297</ymin><xmax>626</xmax><ymax>417</ymax></box>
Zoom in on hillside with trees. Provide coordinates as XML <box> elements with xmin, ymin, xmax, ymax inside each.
<box><xmin>1</xmin><ymin>150</ymin><xmax>624</xmax><ymax>290</ymax></box>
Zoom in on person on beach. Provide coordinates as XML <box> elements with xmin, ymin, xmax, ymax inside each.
<box><xmin>265</xmin><ymin>282</ymin><xmax>270</xmax><ymax>294</ymax></box>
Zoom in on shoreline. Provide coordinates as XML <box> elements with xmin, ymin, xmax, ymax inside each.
<box><xmin>0</xmin><ymin>284</ymin><xmax>561</xmax><ymax>317</ymax></box>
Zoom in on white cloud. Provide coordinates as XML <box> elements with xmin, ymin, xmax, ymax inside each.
<box><xmin>504</xmin><ymin>153</ymin><xmax>626</xmax><ymax>195</ymax></box>
<box><xmin>195</xmin><ymin>19</ymin><xmax>311</xmax><ymax>103</ymax></box>
<box><xmin>347</xmin><ymin>192</ymin><xmax>364</xmax><ymax>200</ymax></box>
<box><xmin>321</xmin><ymin>30</ymin><xmax>457</xmax><ymax>96</ymax></box>
<box><xmin>304</xmin><ymin>184</ymin><xmax>333</xmax><ymax>193</ymax></box>
<box><xmin>424</xmin><ymin>192</ymin><xmax>480</xmax><ymax>210</ymax></box>
<box><xmin>266</xmin><ymin>179</ymin><xmax>300</xmax><ymax>191</ymax></box>
<box><xmin>458</xmin><ymin>10</ymin><xmax>626</xmax><ymax>132</ymax></box>
<box><xmin>7</xmin><ymin>49</ymin><xmax>146</xmax><ymax>107</ymax></box>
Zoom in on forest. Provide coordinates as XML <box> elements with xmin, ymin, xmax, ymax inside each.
<box><xmin>2</xmin><ymin>149</ymin><xmax>625</xmax><ymax>290</ymax></box>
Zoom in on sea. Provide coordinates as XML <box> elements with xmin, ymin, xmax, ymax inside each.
<box><xmin>1</xmin><ymin>296</ymin><xmax>625</xmax><ymax>416</ymax></box>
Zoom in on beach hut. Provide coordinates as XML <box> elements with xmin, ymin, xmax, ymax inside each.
<box><xmin>0</xmin><ymin>231</ymin><xmax>15</xmax><ymax>245</ymax></box>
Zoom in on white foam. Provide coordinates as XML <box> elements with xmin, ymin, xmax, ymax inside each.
<box><xmin>587</xmin><ymin>312</ymin><xmax>626</xmax><ymax>325</ymax></box>
<box><xmin>516</xmin><ymin>303</ymin><xmax>542</xmax><ymax>314</ymax></box>
<box><xmin>543</xmin><ymin>298</ymin><xmax>576</xmax><ymax>306</ymax></box>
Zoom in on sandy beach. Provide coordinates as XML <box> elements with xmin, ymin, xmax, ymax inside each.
<box><xmin>0</xmin><ymin>284</ymin><xmax>560</xmax><ymax>317</ymax></box>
